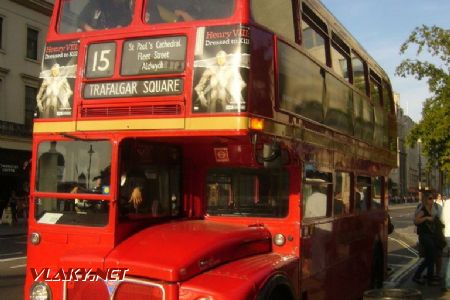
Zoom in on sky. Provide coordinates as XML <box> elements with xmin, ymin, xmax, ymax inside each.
<box><xmin>320</xmin><ymin>0</ymin><xmax>450</xmax><ymax>123</ymax></box>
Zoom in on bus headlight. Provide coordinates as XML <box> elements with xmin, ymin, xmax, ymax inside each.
<box><xmin>273</xmin><ymin>233</ymin><xmax>286</xmax><ymax>246</ymax></box>
<box><xmin>30</xmin><ymin>232</ymin><xmax>41</xmax><ymax>245</ymax></box>
<box><xmin>30</xmin><ymin>282</ymin><xmax>51</xmax><ymax>300</ymax></box>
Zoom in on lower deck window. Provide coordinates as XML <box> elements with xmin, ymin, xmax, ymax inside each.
<box><xmin>303</xmin><ymin>166</ymin><xmax>332</xmax><ymax>219</ymax></box>
<box><xmin>356</xmin><ymin>176</ymin><xmax>371</xmax><ymax>212</ymax></box>
<box><xmin>206</xmin><ymin>168</ymin><xmax>289</xmax><ymax>218</ymax></box>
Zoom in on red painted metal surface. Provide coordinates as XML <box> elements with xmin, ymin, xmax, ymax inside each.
<box><xmin>25</xmin><ymin>0</ymin><xmax>394</xmax><ymax>299</ymax></box>
<box><xmin>179</xmin><ymin>253</ymin><xmax>299</xmax><ymax>300</ymax></box>
<box><xmin>104</xmin><ymin>220</ymin><xmax>272</xmax><ymax>281</ymax></box>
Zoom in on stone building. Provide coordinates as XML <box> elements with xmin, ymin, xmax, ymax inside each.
<box><xmin>389</xmin><ymin>93</ymin><xmax>442</xmax><ymax>201</ymax></box>
<box><xmin>0</xmin><ymin>0</ymin><xmax>53</xmax><ymax>201</ymax></box>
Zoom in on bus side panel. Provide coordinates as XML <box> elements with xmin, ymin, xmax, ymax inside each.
<box><xmin>301</xmin><ymin>213</ymin><xmax>381</xmax><ymax>299</ymax></box>
<box><xmin>249</xmin><ymin>26</ymin><xmax>275</xmax><ymax>118</ymax></box>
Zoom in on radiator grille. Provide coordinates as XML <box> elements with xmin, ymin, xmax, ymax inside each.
<box><xmin>66</xmin><ymin>280</ymin><xmax>109</xmax><ymax>300</ymax></box>
<box><xmin>115</xmin><ymin>282</ymin><xmax>164</xmax><ymax>300</ymax></box>
<box><xmin>81</xmin><ymin>104</ymin><xmax>182</xmax><ymax>118</ymax></box>
<box><xmin>66</xmin><ymin>279</ymin><xmax>165</xmax><ymax>300</ymax></box>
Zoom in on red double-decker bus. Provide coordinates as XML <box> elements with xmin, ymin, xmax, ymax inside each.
<box><xmin>26</xmin><ymin>0</ymin><xmax>397</xmax><ymax>299</ymax></box>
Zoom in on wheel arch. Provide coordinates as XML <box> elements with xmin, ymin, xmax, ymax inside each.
<box><xmin>256</xmin><ymin>274</ymin><xmax>296</xmax><ymax>300</ymax></box>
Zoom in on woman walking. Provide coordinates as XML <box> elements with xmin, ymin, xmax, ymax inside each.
<box><xmin>412</xmin><ymin>196</ymin><xmax>441</xmax><ymax>285</ymax></box>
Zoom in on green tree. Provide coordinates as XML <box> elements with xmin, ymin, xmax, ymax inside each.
<box><xmin>396</xmin><ymin>25</ymin><xmax>450</xmax><ymax>172</ymax></box>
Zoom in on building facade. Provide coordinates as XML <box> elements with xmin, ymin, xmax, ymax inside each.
<box><xmin>0</xmin><ymin>0</ymin><xmax>52</xmax><ymax>204</ymax></box>
<box><xmin>389</xmin><ymin>93</ymin><xmax>442</xmax><ymax>201</ymax></box>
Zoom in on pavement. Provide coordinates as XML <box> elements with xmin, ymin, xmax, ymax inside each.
<box><xmin>388</xmin><ymin>202</ymin><xmax>450</xmax><ymax>299</ymax></box>
<box><xmin>394</xmin><ymin>255</ymin><xmax>450</xmax><ymax>300</ymax></box>
<box><xmin>0</xmin><ymin>217</ymin><xmax>27</xmax><ymax>237</ymax></box>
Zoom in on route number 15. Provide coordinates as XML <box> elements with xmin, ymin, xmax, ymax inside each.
<box><xmin>86</xmin><ymin>43</ymin><xmax>116</xmax><ymax>78</ymax></box>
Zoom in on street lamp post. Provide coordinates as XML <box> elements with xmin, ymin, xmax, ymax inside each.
<box><xmin>87</xmin><ymin>145</ymin><xmax>95</xmax><ymax>189</ymax></box>
<box><xmin>418</xmin><ymin>139</ymin><xmax>422</xmax><ymax>192</ymax></box>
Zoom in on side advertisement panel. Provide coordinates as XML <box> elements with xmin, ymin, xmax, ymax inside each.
<box><xmin>192</xmin><ymin>25</ymin><xmax>250</xmax><ymax>113</ymax></box>
<box><xmin>37</xmin><ymin>40</ymin><xmax>79</xmax><ymax>118</ymax></box>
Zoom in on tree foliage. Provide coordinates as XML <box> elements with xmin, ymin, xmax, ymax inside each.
<box><xmin>396</xmin><ymin>25</ymin><xmax>450</xmax><ymax>172</ymax></box>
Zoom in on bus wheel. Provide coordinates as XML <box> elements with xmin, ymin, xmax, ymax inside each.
<box><xmin>257</xmin><ymin>275</ymin><xmax>294</xmax><ymax>300</ymax></box>
<box><xmin>371</xmin><ymin>242</ymin><xmax>384</xmax><ymax>289</ymax></box>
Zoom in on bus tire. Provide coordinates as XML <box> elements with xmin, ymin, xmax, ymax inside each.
<box><xmin>257</xmin><ymin>275</ymin><xmax>295</xmax><ymax>300</ymax></box>
<box><xmin>371</xmin><ymin>241</ymin><xmax>384</xmax><ymax>289</ymax></box>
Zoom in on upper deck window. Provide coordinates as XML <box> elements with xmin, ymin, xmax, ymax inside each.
<box><xmin>145</xmin><ymin>0</ymin><xmax>234</xmax><ymax>24</ymax></box>
<box><xmin>383</xmin><ymin>80</ymin><xmax>394</xmax><ymax>113</ymax></box>
<box><xmin>370</xmin><ymin>71</ymin><xmax>382</xmax><ymax>106</ymax></box>
<box><xmin>58</xmin><ymin>0</ymin><xmax>135</xmax><ymax>33</ymax></box>
<box><xmin>351</xmin><ymin>53</ymin><xmax>367</xmax><ymax>95</ymax></box>
<box><xmin>250</xmin><ymin>0</ymin><xmax>295</xmax><ymax>42</ymax></box>
<box><xmin>301</xmin><ymin>19</ymin><xmax>327</xmax><ymax>65</ymax></box>
<box><xmin>330</xmin><ymin>34</ymin><xmax>350</xmax><ymax>82</ymax></box>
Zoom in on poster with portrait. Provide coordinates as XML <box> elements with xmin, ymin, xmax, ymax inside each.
<box><xmin>37</xmin><ymin>40</ymin><xmax>79</xmax><ymax>118</ymax></box>
<box><xmin>192</xmin><ymin>25</ymin><xmax>250</xmax><ymax>113</ymax></box>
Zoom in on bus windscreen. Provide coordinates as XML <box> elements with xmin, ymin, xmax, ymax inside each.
<box><xmin>145</xmin><ymin>0</ymin><xmax>235</xmax><ymax>24</ymax></box>
<box><xmin>36</xmin><ymin>140</ymin><xmax>112</xmax><ymax>194</ymax></box>
<box><xmin>58</xmin><ymin>0</ymin><xmax>135</xmax><ymax>33</ymax></box>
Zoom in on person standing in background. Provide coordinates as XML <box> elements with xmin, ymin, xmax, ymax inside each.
<box><xmin>433</xmin><ymin>193</ymin><xmax>446</xmax><ymax>278</ymax></box>
<box><xmin>442</xmin><ymin>195</ymin><xmax>450</xmax><ymax>256</ymax></box>
<box><xmin>0</xmin><ymin>188</ymin><xmax>10</xmax><ymax>223</ymax></box>
<box><xmin>413</xmin><ymin>196</ymin><xmax>441</xmax><ymax>285</ymax></box>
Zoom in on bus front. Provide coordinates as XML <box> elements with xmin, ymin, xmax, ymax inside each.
<box><xmin>26</xmin><ymin>1</ymin><xmax>297</xmax><ymax>300</ymax></box>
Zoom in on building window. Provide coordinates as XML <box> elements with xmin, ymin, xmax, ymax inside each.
<box><xmin>0</xmin><ymin>79</ymin><xmax>3</xmax><ymax>108</ymax></box>
<box><xmin>0</xmin><ymin>17</ymin><xmax>3</xmax><ymax>49</ymax></box>
<box><xmin>26</xmin><ymin>27</ymin><xmax>39</xmax><ymax>60</ymax></box>
<box><xmin>25</xmin><ymin>86</ymin><xmax>37</xmax><ymax>130</ymax></box>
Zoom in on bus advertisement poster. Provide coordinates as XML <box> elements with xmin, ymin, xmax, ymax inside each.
<box><xmin>37</xmin><ymin>40</ymin><xmax>79</xmax><ymax>119</ymax></box>
<box><xmin>192</xmin><ymin>25</ymin><xmax>250</xmax><ymax>113</ymax></box>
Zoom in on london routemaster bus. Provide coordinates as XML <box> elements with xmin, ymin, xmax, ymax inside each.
<box><xmin>26</xmin><ymin>0</ymin><xmax>397</xmax><ymax>299</ymax></box>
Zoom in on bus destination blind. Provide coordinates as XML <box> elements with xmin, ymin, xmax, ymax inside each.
<box><xmin>121</xmin><ymin>36</ymin><xmax>187</xmax><ymax>75</ymax></box>
<box><xmin>83</xmin><ymin>78</ymin><xmax>183</xmax><ymax>99</ymax></box>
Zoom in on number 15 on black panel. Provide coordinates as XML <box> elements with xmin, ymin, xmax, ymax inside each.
<box><xmin>86</xmin><ymin>43</ymin><xmax>116</xmax><ymax>78</ymax></box>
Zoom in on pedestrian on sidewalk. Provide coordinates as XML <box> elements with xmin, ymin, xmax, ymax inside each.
<box><xmin>442</xmin><ymin>195</ymin><xmax>450</xmax><ymax>256</ymax></box>
<box><xmin>9</xmin><ymin>190</ymin><xmax>20</xmax><ymax>225</ymax></box>
<box><xmin>414</xmin><ymin>193</ymin><xmax>446</xmax><ymax>278</ymax></box>
<box><xmin>433</xmin><ymin>194</ymin><xmax>447</xmax><ymax>278</ymax></box>
<box><xmin>413</xmin><ymin>196</ymin><xmax>441</xmax><ymax>285</ymax></box>
<box><xmin>0</xmin><ymin>188</ymin><xmax>9</xmax><ymax>222</ymax></box>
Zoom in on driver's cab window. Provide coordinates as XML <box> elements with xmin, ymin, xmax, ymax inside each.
<box><xmin>59</xmin><ymin>0</ymin><xmax>135</xmax><ymax>33</ymax></box>
<box><xmin>118</xmin><ymin>139</ymin><xmax>181</xmax><ymax>220</ymax></box>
